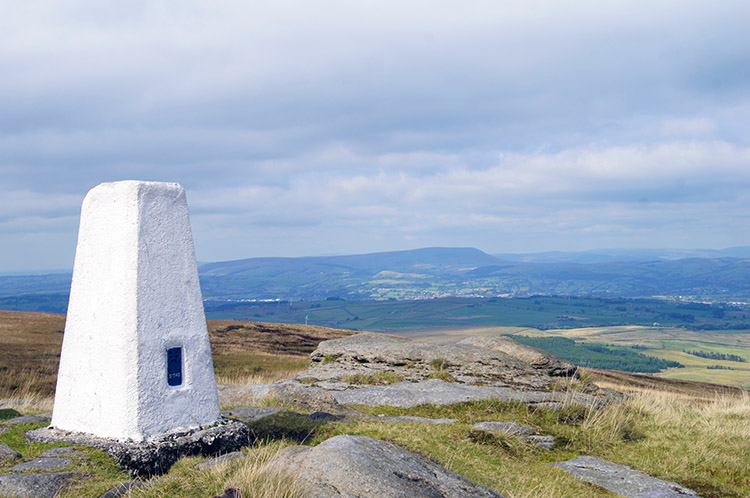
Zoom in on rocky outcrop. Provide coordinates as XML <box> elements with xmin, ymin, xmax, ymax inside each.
<box><xmin>303</xmin><ymin>332</ymin><xmax>555</xmax><ymax>389</ymax></box>
<box><xmin>26</xmin><ymin>419</ymin><xmax>251</xmax><ymax>477</ymax></box>
<box><xmin>0</xmin><ymin>472</ymin><xmax>78</xmax><ymax>498</ymax></box>
<box><xmin>550</xmin><ymin>456</ymin><xmax>700</xmax><ymax>497</ymax></box>
<box><xmin>271</xmin><ymin>435</ymin><xmax>504</xmax><ymax>497</ymax></box>
<box><xmin>457</xmin><ymin>336</ymin><xmax>578</xmax><ymax>377</ymax></box>
<box><xmin>0</xmin><ymin>442</ymin><xmax>21</xmax><ymax>464</ymax></box>
<box><xmin>328</xmin><ymin>378</ymin><xmax>618</xmax><ymax>408</ymax></box>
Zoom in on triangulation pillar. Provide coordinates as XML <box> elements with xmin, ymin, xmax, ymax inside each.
<box><xmin>51</xmin><ymin>181</ymin><xmax>221</xmax><ymax>441</ymax></box>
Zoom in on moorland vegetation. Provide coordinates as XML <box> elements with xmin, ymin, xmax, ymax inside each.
<box><xmin>1</xmin><ymin>311</ymin><xmax>748</xmax><ymax>497</ymax></box>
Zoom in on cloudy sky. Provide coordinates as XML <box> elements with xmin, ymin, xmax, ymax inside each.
<box><xmin>1</xmin><ymin>1</ymin><xmax>749</xmax><ymax>272</ymax></box>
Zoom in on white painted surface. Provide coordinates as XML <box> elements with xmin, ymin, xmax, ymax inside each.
<box><xmin>52</xmin><ymin>181</ymin><xmax>220</xmax><ymax>441</ymax></box>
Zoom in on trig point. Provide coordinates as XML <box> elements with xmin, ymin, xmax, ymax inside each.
<box><xmin>51</xmin><ymin>181</ymin><xmax>221</xmax><ymax>441</ymax></box>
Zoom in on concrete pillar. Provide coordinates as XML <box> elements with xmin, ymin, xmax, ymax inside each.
<box><xmin>51</xmin><ymin>181</ymin><xmax>220</xmax><ymax>441</ymax></box>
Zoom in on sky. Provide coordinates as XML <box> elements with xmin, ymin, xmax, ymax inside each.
<box><xmin>1</xmin><ymin>1</ymin><xmax>750</xmax><ymax>272</ymax></box>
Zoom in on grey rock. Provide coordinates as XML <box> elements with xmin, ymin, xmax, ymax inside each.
<box><xmin>218</xmin><ymin>381</ymin><xmax>352</xmax><ymax>414</ymax></box>
<box><xmin>471</xmin><ymin>422</ymin><xmax>534</xmax><ymax>436</ymax></box>
<box><xmin>303</xmin><ymin>332</ymin><xmax>554</xmax><ymax>389</ymax></box>
<box><xmin>27</xmin><ymin>419</ymin><xmax>251</xmax><ymax>478</ymax></box>
<box><xmin>98</xmin><ymin>479</ymin><xmax>149</xmax><ymax>498</ymax></box>
<box><xmin>0</xmin><ymin>471</ymin><xmax>77</xmax><ymax>498</ymax></box>
<box><xmin>376</xmin><ymin>415</ymin><xmax>456</xmax><ymax>424</ymax></box>
<box><xmin>4</xmin><ymin>415</ymin><xmax>50</xmax><ymax>425</ymax></box>
<box><xmin>0</xmin><ymin>442</ymin><xmax>21</xmax><ymax>464</ymax></box>
<box><xmin>0</xmin><ymin>426</ymin><xmax>9</xmax><ymax>436</ymax></box>
<box><xmin>196</xmin><ymin>451</ymin><xmax>245</xmax><ymax>469</ymax></box>
<box><xmin>331</xmin><ymin>378</ymin><xmax>597</xmax><ymax>408</ymax></box>
<box><xmin>306</xmin><ymin>411</ymin><xmax>355</xmax><ymax>423</ymax></box>
<box><xmin>221</xmin><ymin>406</ymin><xmax>286</xmax><ymax>422</ymax></box>
<box><xmin>458</xmin><ymin>336</ymin><xmax>578</xmax><ymax>377</ymax></box>
<box><xmin>8</xmin><ymin>457</ymin><xmax>72</xmax><ymax>471</ymax></box>
<box><xmin>270</xmin><ymin>435</ymin><xmax>504</xmax><ymax>497</ymax></box>
<box><xmin>550</xmin><ymin>456</ymin><xmax>700</xmax><ymax>498</ymax></box>
<box><xmin>40</xmin><ymin>446</ymin><xmax>86</xmax><ymax>457</ymax></box>
<box><xmin>524</xmin><ymin>435</ymin><xmax>555</xmax><ymax>450</ymax></box>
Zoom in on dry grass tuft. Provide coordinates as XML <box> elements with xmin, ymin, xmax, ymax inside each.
<box><xmin>126</xmin><ymin>441</ymin><xmax>307</xmax><ymax>498</ymax></box>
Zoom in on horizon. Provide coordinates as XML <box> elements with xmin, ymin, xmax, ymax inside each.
<box><xmin>2</xmin><ymin>2</ymin><xmax>749</xmax><ymax>272</ymax></box>
<box><xmin>3</xmin><ymin>244</ymin><xmax>750</xmax><ymax>275</ymax></box>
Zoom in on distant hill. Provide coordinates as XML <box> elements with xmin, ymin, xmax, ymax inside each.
<box><xmin>3</xmin><ymin>247</ymin><xmax>750</xmax><ymax>311</ymax></box>
<box><xmin>493</xmin><ymin>247</ymin><xmax>750</xmax><ymax>264</ymax></box>
<box><xmin>199</xmin><ymin>248</ymin><xmax>750</xmax><ymax>301</ymax></box>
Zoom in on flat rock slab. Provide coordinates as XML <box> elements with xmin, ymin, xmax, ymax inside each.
<box><xmin>472</xmin><ymin>422</ymin><xmax>534</xmax><ymax>435</ymax></box>
<box><xmin>196</xmin><ymin>451</ymin><xmax>246</xmax><ymax>469</ymax></box>
<box><xmin>40</xmin><ymin>447</ymin><xmax>86</xmax><ymax>457</ymax></box>
<box><xmin>221</xmin><ymin>406</ymin><xmax>286</xmax><ymax>422</ymax></box>
<box><xmin>376</xmin><ymin>415</ymin><xmax>456</xmax><ymax>424</ymax></box>
<box><xmin>0</xmin><ymin>442</ymin><xmax>21</xmax><ymax>464</ymax></box>
<box><xmin>9</xmin><ymin>457</ymin><xmax>72</xmax><ymax>471</ymax></box>
<box><xmin>4</xmin><ymin>415</ymin><xmax>50</xmax><ymax>425</ymax></box>
<box><xmin>0</xmin><ymin>471</ymin><xmax>77</xmax><ymax>498</ymax></box>
<box><xmin>550</xmin><ymin>456</ymin><xmax>700</xmax><ymax>498</ymax></box>
<box><xmin>271</xmin><ymin>435</ymin><xmax>504</xmax><ymax>497</ymax></box>
<box><xmin>331</xmin><ymin>378</ymin><xmax>585</xmax><ymax>408</ymax></box>
<box><xmin>26</xmin><ymin>419</ymin><xmax>251</xmax><ymax>477</ymax></box>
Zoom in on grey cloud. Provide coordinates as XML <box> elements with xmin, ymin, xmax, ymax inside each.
<box><xmin>2</xmin><ymin>1</ymin><xmax>750</xmax><ymax>269</ymax></box>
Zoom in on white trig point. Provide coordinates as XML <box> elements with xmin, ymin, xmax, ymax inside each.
<box><xmin>51</xmin><ymin>181</ymin><xmax>221</xmax><ymax>441</ymax></box>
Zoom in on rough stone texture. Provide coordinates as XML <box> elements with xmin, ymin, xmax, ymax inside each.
<box><xmin>471</xmin><ymin>421</ymin><xmax>534</xmax><ymax>435</ymax></box>
<box><xmin>271</xmin><ymin>435</ymin><xmax>504</xmax><ymax>498</ymax></box>
<box><xmin>330</xmin><ymin>378</ymin><xmax>612</xmax><ymax>408</ymax></box>
<box><xmin>221</xmin><ymin>406</ymin><xmax>286</xmax><ymax>422</ymax></box>
<box><xmin>40</xmin><ymin>447</ymin><xmax>86</xmax><ymax>457</ymax></box>
<box><xmin>306</xmin><ymin>411</ymin><xmax>355</xmax><ymax>423</ymax></box>
<box><xmin>8</xmin><ymin>457</ymin><xmax>72</xmax><ymax>471</ymax></box>
<box><xmin>98</xmin><ymin>480</ymin><xmax>149</xmax><ymax>498</ymax></box>
<box><xmin>196</xmin><ymin>451</ymin><xmax>245</xmax><ymax>469</ymax></box>
<box><xmin>550</xmin><ymin>456</ymin><xmax>700</xmax><ymax>498</ymax></box>
<box><xmin>0</xmin><ymin>442</ymin><xmax>21</xmax><ymax>464</ymax></box>
<box><xmin>27</xmin><ymin>419</ymin><xmax>251</xmax><ymax>477</ymax></box>
<box><xmin>0</xmin><ymin>426</ymin><xmax>8</xmax><ymax>436</ymax></box>
<box><xmin>457</xmin><ymin>335</ymin><xmax>578</xmax><ymax>377</ymax></box>
<box><xmin>4</xmin><ymin>415</ymin><xmax>50</xmax><ymax>425</ymax></box>
<box><xmin>0</xmin><ymin>471</ymin><xmax>77</xmax><ymax>498</ymax></box>
<box><xmin>53</xmin><ymin>181</ymin><xmax>220</xmax><ymax>442</ymax></box>
<box><xmin>218</xmin><ymin>381</ymin><xmax>364</xmax><ymax>417</ymax></box>
<box><xmin>303</xmin><ymin>332</ymin><xmax>554</xmax><ymax>389</ymax></box>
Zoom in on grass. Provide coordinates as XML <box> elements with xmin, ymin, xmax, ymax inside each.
<box><xmin>0</xmin><ymin>310</ymin><xmax>65</xmax><ymax>398</ymax></box>
<box><xmin>2</xmin><ymin>370</ymin><xmax>748</xmax><ymax>497</ymax></box>
<box><xmin>344</xmin><ymin>372</ymin><xmax>404</xmax><ymax>385</ymax></box>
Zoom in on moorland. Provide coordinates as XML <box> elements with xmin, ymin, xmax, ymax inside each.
<box><xmin>0</xmin><ymin>310</ymin><xmax>748</xmax><ymax>498</ymax></box>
